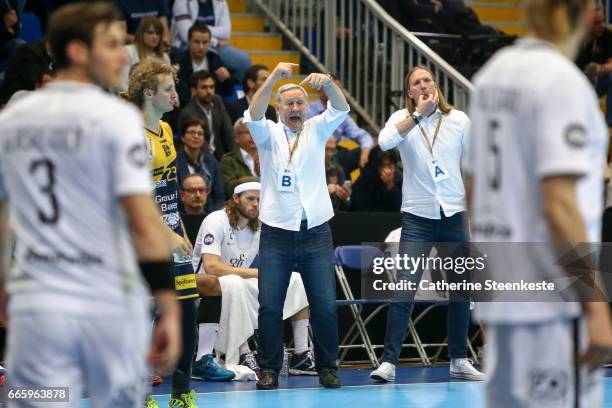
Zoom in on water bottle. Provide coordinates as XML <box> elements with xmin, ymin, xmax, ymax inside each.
<box><xmin>280</xmin><ymin>345</ymin><xmax>289</xmax><ymax>377</ymax></box>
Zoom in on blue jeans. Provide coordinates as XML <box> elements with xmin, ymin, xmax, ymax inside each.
<box><xmin>257</xmin><ymin>221</ymin><xmax>338</xmax><ymax>373</ymax></box>
<box><xmin>217</xmin><ymin>44</ymin><xmax>251</xmax><ymax>82</ymax></box>
<box><xmin>381</xmin><ymin>211</ymin><xmax>471</xmax><ymax>364</ymax></box>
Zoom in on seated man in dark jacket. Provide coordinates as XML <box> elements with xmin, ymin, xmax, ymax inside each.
<box><xmin>220</xmin><ymin>118</ymin><xmax>260</xmax><ymax>197</ymax></box>
<box><xmin>225</xmin><ymin>64</ymin><xmax>276</xmax><ymax>124</ymax></box>
<box><xmin>176</xmin><ymin>116</ymin><xmax>226</xmax><ymax>214</ymax></box>
<box><xmin>175</xmin><ymin>22</ymin><xmax>234</xmax><ymax>105</ymax></box>
<box><xmin>178</xmin><ymin>70</ymin><xmax>236</xmax><ymax>160</ymax></box>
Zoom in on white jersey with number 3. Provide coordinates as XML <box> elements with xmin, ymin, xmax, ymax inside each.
<box><xmin>0</xmin><ymin>82</ymin><xmax>153</xmax><ymax>316</ymax></box>
<box><xmin>467</xmin><ymin>38</ymin><xmax>608</xmax><ymax>323</ymax></box>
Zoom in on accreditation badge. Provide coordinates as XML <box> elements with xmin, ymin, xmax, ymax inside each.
<box><xmin>429</xmin><ymin>161</ymin><xmax>450</xmax><ymax>183</ymax></box>
<box><xmin>277</xmin><ymin>167</ymin><xmax>296</xmax><ymax>192</ymax></box>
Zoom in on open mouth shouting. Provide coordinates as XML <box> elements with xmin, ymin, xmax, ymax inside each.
<box><xmin>288</xmin><ymin>112</ymin><xmax>302</xmax><ymax>126</ymax></box>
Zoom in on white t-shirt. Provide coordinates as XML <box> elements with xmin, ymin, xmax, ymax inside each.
<box><xmin>0</xmin><ymin>81</ymin><xmax>153</xmax><ymax>316</ymax></box>
<box><xmin>467</xmin><ymin>38</ymin><xmax>608</xmax><ymax>323</ymax></box>
<box><xmin>192</xmin><ymin>209</ymin><xmax>260</xmax><ymax>274</ymax></box>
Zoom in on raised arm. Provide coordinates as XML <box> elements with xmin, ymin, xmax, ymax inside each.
<box><xmin>300</xmin><ymin>74</ymin><xmax>349</xmax><ymax>112</ymax></box>
<box><xmin>379</xmin><ymin>89</ymin><xmax>439</xmax><ymax>151</ymax></box>
<box><xmin>249</xmin><ymin>62</ymin><xmax>299</xmax><ymax>120</ymax></box>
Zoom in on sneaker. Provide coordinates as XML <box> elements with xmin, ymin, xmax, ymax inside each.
<box><xmin>370</xmin><ymin>362</ymin><xmax>396</xmax><ymax>382</ymax></box>
<box><xmin>146</xmin><ymin>395</ymin><xmax>159</xmax><ymax>408</ymax></box>
<box><xmin>450</xmin><ymin>358</ymin><xmax>485</xmax><ymax>381</ymax></box>
<box><xmin>191</xmin><ymin>354</ymin><xmax>235</xmax><ymax>381</ymax></box>
<box><xmin>256</xmin><ymin>370</ymin><xmax>278</xmax><ymax>390</ymax></box>
<box><xmin>289</xmin><ymin>350</ymin><xmax>317</xmax><ymax>376</ymax></box>
<box><xmin>239</xmin><ymin>352</ymin><xmax>260</xmax><ymax>378</ymax></box>
<box><xmin>318</xmin><ymin>368</ymin><xmax>341</xmax><ymax>388</ymax></box>
<box><xmin>151</xmin><ymin>375</ymin><xmax>163</xmax><ymax>387</ymax></box>
<box><xmin>168</xmin><ymin>390</ymin><xmax>198</xmax><ymax>408</ymax></box>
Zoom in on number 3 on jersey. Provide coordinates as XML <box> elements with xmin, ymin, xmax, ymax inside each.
<box><xmin>30</xmin><ymin>158</ymin><xmax>59</xmax><ymax>224</ymax></box>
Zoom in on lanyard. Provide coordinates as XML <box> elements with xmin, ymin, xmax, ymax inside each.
<box><xmin>418</xmin><ymin>116</ymin><xmax>443</xmax><ymax>163</ymax></box>
<box><xmin>284</xmin><ymin>128</ymin><xmax>302</xmax><ymax>167</ymax></box>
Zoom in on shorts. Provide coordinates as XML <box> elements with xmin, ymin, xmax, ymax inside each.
<box><xmin>6</xmin><ymin>310</ymin><xmax>150</xmax><ymax>408</ymax></box>
<box><xmin>485</xmin><ymin>318</ymin><xmax>603</xmax><ymax>408</ymax></box>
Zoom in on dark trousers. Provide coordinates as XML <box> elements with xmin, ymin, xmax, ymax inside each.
<box><xmin>172</xmin><ymin>297</ymin><xmax>197</xmax><ymax>394</ymax></box>
<box><xmin>381</xmin><ymin>211</ymin><xmax>471</xmax><ymax>364</ymax></box>
<box><xmin>257</xmin><ymin>221</ymin><xmax>338</xmax><ymax>373</ymax></box>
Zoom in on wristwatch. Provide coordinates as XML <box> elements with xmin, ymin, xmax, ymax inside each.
<box><xmin>411</xmin><ymin>111</ymin><xmax>423</xmax><ymax>125</ymax></box>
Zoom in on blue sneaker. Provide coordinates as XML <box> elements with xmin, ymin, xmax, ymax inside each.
<box><xmin>191</xmin><ymin>355</ymin><xmax>235</xmax><ymax>381</ymax></box>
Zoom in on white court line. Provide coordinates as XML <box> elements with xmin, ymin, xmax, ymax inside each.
<box><xmin>148</xmin><ymin>380</ymin><xmax>481</xmax><ymax>397</ymax></box>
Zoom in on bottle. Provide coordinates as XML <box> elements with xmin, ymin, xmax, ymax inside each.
<box><xmin>280</xmin><ymin>345</ymin><xmax>289</xmax><ymax>377</ymax></box>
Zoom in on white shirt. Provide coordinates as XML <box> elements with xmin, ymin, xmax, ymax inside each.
<box><xmin>240</xmin><ymin>148</ymin><xmax>256</xmax><ymax>176</ymax></box>
<box><xmin>467</xmin><ymin>37</ymin><xmax>608</xmax><ymax>323</ymax></box>
<box><xmin>197</xmin><ymin>100</ymin><xmax>216</xmax><ymax>152</ymax></box>
<box><xmin>192</xmin><ymin>57</ymin><xmax>209</xmax><ymax>74</ymax></box>
<box><xmin>192</xmin><ymin>209</ymin><xmax>260</xmax><ymax>274</ymax></box>
<box><xmin>0</xmin><ymin>81</ymin><xmax>152</xmax><ymax>316</ymax></box>
<box><xmin>378</xmin><ymin>108</ymin><xmax>470</xmax><ymax>219</ymax></box>
<box><xmin>243</xmin><ymin>102</ymin><xmax>349</xmax><ymax>231</ymax></box>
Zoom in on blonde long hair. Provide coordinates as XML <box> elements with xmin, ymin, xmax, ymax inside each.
<box><xmin>404</xmin><ymin>65</ymin><xmax>453</xmax><ymax>115</ymax></box>
<box><xmin>134</xmin><ymin>16</ymin><xmax>165</xmax><ymax>61</ymax></box>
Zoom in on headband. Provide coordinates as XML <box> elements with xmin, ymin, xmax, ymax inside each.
<box><xmin>234</xmin><ymin>182</ymin><xmax>261</xmax><ymax>195</ymax></box>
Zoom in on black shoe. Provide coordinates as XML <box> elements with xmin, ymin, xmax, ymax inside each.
<box><xmin>318</xmin><ymin>368</ymin><xmax>341</xmax><ymax>388</ymax></box>
<box><xmin>256</xmin><ymin>371</ymin><xmax>279</xmax><ymax>390</ymax></box>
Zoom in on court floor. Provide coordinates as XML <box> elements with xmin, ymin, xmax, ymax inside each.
<box><xmin>80</xmin><ymin>366</ymin><xmax>612</xmax><ymax>407</ymax></box>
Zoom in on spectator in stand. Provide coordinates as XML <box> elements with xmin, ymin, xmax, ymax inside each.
<box><xmin>1</xmin><ymin>1</ymin><xmax>25</xmax><ymax>60</ymax></box>
<box><xmin>179</xmin><ymin>70</ymin><xmax>236</xmax><ymax>160</ymax></box>
<box><xmin>113</xmin><ymin>0</ymin><xmax>171</xmax><ymax>45</ymax></box>
<box><xmin>220</xmin><ymin>118</ymin><xmax>260</xmax><ymax>197</ymax></box>
<box><xmin>225</xmin><ymin>64</ymin><xmax>277</xmax><ymax>124</ymax></box>
<box><xmin>350</xmin><ymin>146</ymin><xmax>402</xmax><ymax>212</ymax></box>
<box><xmin>175</xmin><ymin>23</ymin><xmax>234</xmax><ymax>104</ymax></box>
<box><xmin>306</xmin><ymin>75</ymin><xmax>373</xmax><ymax>171</ymax></box>
<box><xmin>325</xmin><ymin>136</ymin><xmax>351</xmax><ymax>212</ymax></box>
<box><xmin>577</xmin><ymin>5</ymin><xmax>612</xmax><ymax>126</ymax></box>
<box><xmin>172</xmin><ymin>0</ymin><xmax>252</xmax><ymax>81</ymax></box>
<box><xmin>180</xmin><ymin>173</ymin><xmax>210</xmax><ymax>216</ymax></box>
<box><xmin>119</xmin><ymin>16</ymin><xmax>170</xmax><ymax>92</ymax></box>
<box><xmin>176</xmin><ymin>116</ymin><xmax>226</xmax><ymax>213</ymax></box>
<box><xmin>0</xmin><ymin>39</ymin><xmax>54</xmax><ymax>105</ymax></box>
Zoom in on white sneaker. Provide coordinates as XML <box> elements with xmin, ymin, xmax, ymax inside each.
<box><xmin>370</xmin><ymin>362</ymin><xmax>396</xmax><ymax>382</ymax></box>
<box><xmin>450</xmin><ymin>358</ymin><xmax>485</xmax><ymax>381</ymax></box>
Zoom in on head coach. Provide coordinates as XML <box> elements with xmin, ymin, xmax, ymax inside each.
<box><xmin>242</xmin><ymin>62</ymin><xmax>350</xmax><ymax>390</ymax></box>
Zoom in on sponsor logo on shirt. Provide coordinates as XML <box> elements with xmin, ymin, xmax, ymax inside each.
<box><xmin>564</xmin><ymin>124</ymin><xmax>586</xmax><ymax>148</ymax></box>
<box><xmin>204</xmin><ymin>234</ymin><xmax>215</xmax><ymax>245</ymax></box>
<box><xmin>128</xmin><ymin>143</ymin><xmax>147</xmax><ymax>168</ymax></box>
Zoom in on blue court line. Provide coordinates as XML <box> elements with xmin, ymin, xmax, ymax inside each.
<box><xmin>81</xmin><ymin>378</ymin><xmax>612</xmax><ymax>407</ymax></box>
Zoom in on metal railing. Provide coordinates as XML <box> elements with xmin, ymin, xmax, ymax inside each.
<box><xmin>253</xmin><ymin>0</ymin><xmax>474</xmax><ymax>133</ymax></box>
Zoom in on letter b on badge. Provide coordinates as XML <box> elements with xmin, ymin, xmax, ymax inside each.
<box><xmin>277</xmin><ymin>168</ymin><xmax>296</xmax><ymax>192</ymax></box>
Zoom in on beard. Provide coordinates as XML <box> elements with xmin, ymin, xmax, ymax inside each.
<box><xmin>237</xmin><ymin>204</ymin><xmax>258</xmax><ymax>221</ymax></box>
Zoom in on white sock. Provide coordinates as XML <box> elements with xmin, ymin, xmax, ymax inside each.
<box><xmin>239</xmin><ymin>341</ymin><xmax>251</xmax><ymax>356</ymax></box>
<box><xmin>197</xmin><ymin>323</ymin><xmax>219</xmax><ymax>360</ymax></box>
<box><xmin>291</xmin><ymin>319</ymin><xmax>310</xmax><ymax>354</ymax></box>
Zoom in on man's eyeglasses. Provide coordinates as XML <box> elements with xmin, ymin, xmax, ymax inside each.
<box><xmin>186</xmin><ymin>130</ymin><xmax>205</xmax><ymax>136</ymax></box>
<box><xmin>184</xmin><ymin>187</ymin><xmax>208</xmax><ymax>194</ymax></box>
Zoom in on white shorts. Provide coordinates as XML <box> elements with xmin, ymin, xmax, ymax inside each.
<box><xmin>485</xmin><ymin>318</ymin><xmax>603</xmax><ymax>408</ymax></box>
<box><xmin>6</xmin><ymin>311</ymin><xmax>150</xmax><ymax>408</ymax></box>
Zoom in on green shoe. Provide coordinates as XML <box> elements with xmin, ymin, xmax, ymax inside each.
<box><xmin>168</xmin><ymin>390</ymin><xmax>198</xmax><ymax>408</ymax></box>
<box><xmin>146</xmin><ymin>395</ymin><xmax>160</xmax><ymax>408</ymax></box>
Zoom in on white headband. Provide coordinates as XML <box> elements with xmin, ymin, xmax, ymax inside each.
<box><xmin>234</xmin><ymin>182</ymin><xmax>261</xmax><ymax>195</ymax></box>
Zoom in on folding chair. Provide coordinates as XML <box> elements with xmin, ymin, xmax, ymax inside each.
<box><xmin>334</xmin><ymin>245</ymin><xmax>430</xmax><ymax>367</ymax></box>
